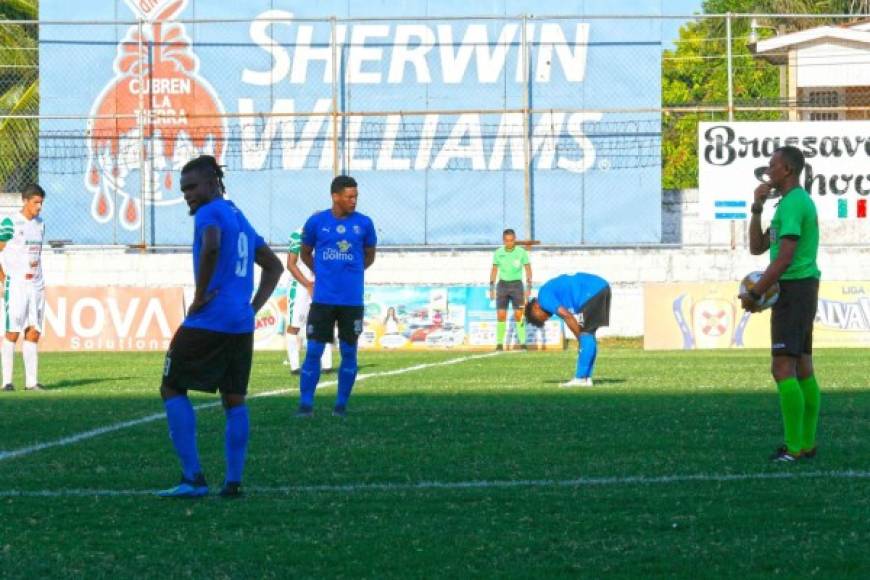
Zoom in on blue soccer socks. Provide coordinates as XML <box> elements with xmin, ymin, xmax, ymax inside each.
<box><xmin>575</xmin><ymin>333</ymin><xmax>598</xmax><ymax>379</ymax></box>
<box><xmin>299</xmin><ymin>339</ymin><xmax>360</xmax><ymax>411</ymax></box>
<box><xmin>224</xmin><ymin>404</ymin><xmax>249</xmax><ymax>484</ymax></box>
<box><xmin>336</xmin><ymin>340</ymin><xmax>359</xmax><ymax>408</ymax></box>
<box><xmin>164</xmin><ymin>395</ymin><xmax>202</xmax><ymax>482</ymax></box>
<box><xmin>164</xmin><ymin>397</ymin><xmax>250</xmax><ymax>493</ymax></box>
<box><xmin>300</xmin><ymin>340</ymin><xmax>327</xmax><ymax>407</ymax></box>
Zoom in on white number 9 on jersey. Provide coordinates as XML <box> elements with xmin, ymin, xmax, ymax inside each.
<box><xmin>235</xmin><ymin>232</ymin><xmax>249</xmax><ymax>277</ymax></box>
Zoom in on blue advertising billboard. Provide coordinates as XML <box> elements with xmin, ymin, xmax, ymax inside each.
<box><xmin>39</xmin><ymin>0</ymin><xmax>662</xmax><ymax>246</ymax></box>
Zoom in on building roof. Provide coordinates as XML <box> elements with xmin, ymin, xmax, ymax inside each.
<box><xmin>752</xmin><ymin>21</ymin><xmax>870</xmax><ymax>64</ymax></box>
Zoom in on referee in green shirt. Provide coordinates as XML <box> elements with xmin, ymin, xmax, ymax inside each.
<box><xmin>490</xmin><ymin>229</ymin><xmax>532</xmax><ymax>350</ymax></box>
<box><xmin>739</xmin><ymin>146</ymin><xmax>822</xmax><ymax>463</ymax></box>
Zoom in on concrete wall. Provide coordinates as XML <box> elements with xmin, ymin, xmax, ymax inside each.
<box><xmin>41</xmin><ymin>244</ymin><xmax>870</xmax><ymax>338</ymax></box>
<box><xmin>31</xmin><ymin>189</ymin><xmax>870</xmax><ymax>337</ymax></box>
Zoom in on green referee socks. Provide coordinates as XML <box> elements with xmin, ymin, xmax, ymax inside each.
<box><xmin>798</xmin><ymin>375</ymin><xmax>821</xmax><ymax>452</ymax></box>
<box><xmin>776</xmin><ymin>377</ymin><xmax>805</xmax><ymax>455</ymax></box>
<box><xmin>496</xmin><ymin>321</ymin><xmax>506</xmax><ymax>346</ymax></box>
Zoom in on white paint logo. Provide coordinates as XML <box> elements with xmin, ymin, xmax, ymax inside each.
<box><xmin>236</xmin><ymin>12</ymin><xmax>601</xmax><ymax>174</ymax></box>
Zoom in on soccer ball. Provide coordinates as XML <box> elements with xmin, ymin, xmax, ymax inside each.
<box><xmin>739</xmin><ymin>271</ymin><xmax>780</xmax><ymax>311</ymax></box>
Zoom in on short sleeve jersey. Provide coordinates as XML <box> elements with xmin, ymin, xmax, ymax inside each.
<box><xmin>0</xmin><ymin>213</ymin><xmax>45</xmax><ymax>288</ymax></box>
<box><xmin>183</xmin><ymin>198</ymin><xmax>266</xmax><ymax>334</ymax></box>
<box><xmin>537</xmin><ymin>273</ymin><xmax>609</xmax><ymax>315</ymax></box>
<box><xmin>492</xmin><ymin>246</ymin><xmax>529</xmax><ymax>282</ymax></box>
<box><xmin>769</xmin><ymin>186</ymin><xmax>820</xmax><ymax>281</ymax></box>
<box><xmin>288</xmin><ymin>227</ymin><xmax>312</xmax><ymax>280</ymax></box>
<box><xmin>301</xmin><ymin>210</ymin><xmax>377</xmax><ymax>306</ymax></box>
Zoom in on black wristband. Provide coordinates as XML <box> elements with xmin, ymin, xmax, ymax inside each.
<box><xmin>751</xmin><ymin>203</ymin><xmax>764</xmax><ymax>215</ymax></box>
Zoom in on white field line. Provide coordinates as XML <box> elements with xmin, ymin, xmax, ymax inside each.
<box><xmin>0</xmin><ymin>351</ymin><xmax>503</xmax><ymax>463</ymax></box>
<box><xmin>1</xmin><ymin>470</ymin><xmax>869</xmax><ymax>498</ymax></box>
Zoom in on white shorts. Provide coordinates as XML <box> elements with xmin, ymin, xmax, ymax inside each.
<box><xmin>286</xmin><ymin>281</ymin><xmax>312</xmax><ymax>329</ymax></box>
<box><xmin>4</xmin><ymin>281</ymin><xmax>45</xmax><ymax>334</ymax></box>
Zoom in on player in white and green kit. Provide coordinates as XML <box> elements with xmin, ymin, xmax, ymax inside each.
<box><xmin>489</xmin><ymin>229</ymin><xmax>532</xmax><ymax>350</ymax></box>
<box><xmin>285</xmin><ymin>228</ymin><xmax>332</xmax><ymax>374</ymax></box>
<box><xmin>0</xmin><ymin>184</ymin><xmax>47</xmax><ymax>392</ymax></box>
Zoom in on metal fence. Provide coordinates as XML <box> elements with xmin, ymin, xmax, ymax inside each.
<box><xmin>1</xmin><ymin>12</ymin><xmax>868</xmax><ymax>247</ymax></box>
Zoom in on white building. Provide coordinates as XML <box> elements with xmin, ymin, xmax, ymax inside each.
<box><xmin>752</xmin><ymin>19</ymin><xmax>870</xmax><ymax>120</ymax></box>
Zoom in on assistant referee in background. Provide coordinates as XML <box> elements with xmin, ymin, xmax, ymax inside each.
<box><xmin>489</xmin><ymin>228</ymin><xmax>532</xmax><ymax>351</ymax></box>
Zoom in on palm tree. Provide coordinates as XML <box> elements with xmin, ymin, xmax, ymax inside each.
<box><xmin>0</xmin><ymin>0</ymin><xmax>38</xmax><ymax>192</ymax></box>
<box><xmin>753</xmin><ymin>0</ymin><xmax>870</xmax><ymax>31</ymax></box>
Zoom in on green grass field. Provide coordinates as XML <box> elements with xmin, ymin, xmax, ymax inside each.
<box><xmin>2</xmin><ymin>342</ymin><xmax>869</xmax><ymax>578</ymax></box>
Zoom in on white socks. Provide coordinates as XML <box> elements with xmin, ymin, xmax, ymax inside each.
<box><xmin>321</xmin><ymin>342</ymin><xmax>333</xmax><ymax>371</ymax></box>
<box><xmin>286</xmin><ymin>333</ymin><xmax>333</xmax><ymax>371</ymax></box>
<box><xmin>23</xmin><ymin>340</ymin><xmax>38</xmax><ymax>388</ymax></box>
<box><xmin>2</xmin><ymin>339</ymin><xmax>41</xmax><ymax>387</ymax></box>
<box><xmin>1</xmin><ymin>339</ymin><xmax>14</xmax><ymax>386</ymax></box>
<box><xmin>286</xmin><ymin>332</ymin><xmax>301</xmax><ymax>371</ymax></box>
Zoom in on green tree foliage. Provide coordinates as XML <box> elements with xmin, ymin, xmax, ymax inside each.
<box><xmin>662</xmin><ymin>0</ymin><xmax>870</xmax><ymax>189</ymax></box>
<box><xmin>662</xmin><ymin>1</ymin><xmax>779</xmax><ymax>189</ymax></box>
<box><xmin>0</xmin><ymin>0</ymin><xmax>38</xmax><ymax>192</ymax></box>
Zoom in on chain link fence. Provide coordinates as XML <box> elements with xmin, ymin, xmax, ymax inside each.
<box><xmin>2</xmin><ymin>12</ymin><xmax>868</xmax><ymax>246</ymax></box>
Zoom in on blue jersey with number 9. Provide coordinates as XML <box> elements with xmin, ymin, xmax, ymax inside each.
<box><xmin>183</xmin><ymin>197</ymin><xmax>265</xmax><ymax>334</ymax></box>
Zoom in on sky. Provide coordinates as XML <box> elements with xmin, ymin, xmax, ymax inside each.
<box><xmin>661</xmin><ymin>0</ymin><xmax>705</xmax><ymax>49</ymax></box>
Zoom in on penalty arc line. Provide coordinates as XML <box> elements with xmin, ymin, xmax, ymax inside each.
<box><xmin>1</xmin><ymin>470</ymin><xmax>869</xmax><ymax>498</ymax></box>
<box><xmin>0</xmin><ymin>351</ymin><xmax>503</xmax><ymax>463</ymax></box>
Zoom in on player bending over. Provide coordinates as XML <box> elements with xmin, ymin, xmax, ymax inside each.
<box><xmin>525</xmin><ymin>272</ymin><xmax>611</xmax><ymax>387</ymax></box>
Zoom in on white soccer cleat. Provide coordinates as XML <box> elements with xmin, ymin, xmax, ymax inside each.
<box><xmin>560</xmin><ymin>377</ymin><xmax>593</xmax><ymax>388</ymax></box>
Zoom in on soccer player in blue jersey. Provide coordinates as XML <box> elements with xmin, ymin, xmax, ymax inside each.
<box><xmin>525</xmin><ymin>273</ymin><xmax>611</xmax><ymax>387</ymax></box>
<box><xmin>296</xmin><ymin>175</ymin><xmax>377</xmax><ymax>418</ymax></box>
<box><xmin>157</xmin><ymin>155</ymin><xmax>283</xmax><ymax>499</ymax></box>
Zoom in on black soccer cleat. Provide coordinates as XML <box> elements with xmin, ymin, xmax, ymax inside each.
<box><xmin>295</xmin><ymin>405</ymin><xmax>314</xmax><ymax>418</ymax></box>
<box><xmin>332</xmin><ymin>404</ymin><xmax>347</xmax><ymax>418</ymax></box>
<box><xmin>219</xmin><ymin>481</ymin><xmax>243</xmax><ymax>499</ymax></box>
<box><xmin>769</xmin><ymin>445</ymin><xmax>800</xmax><ymax>463</ymax></box>
<box><xmin>2</xmin><ymin>383</ymin><xmax>14</xmax><ymax>392</ymax></box>
<box><xmin>801</xmin><ymin>447</ymin><xmax>817</xmax><ymax>460</ymax></box>
<box><xmin>495</xmin><ymin>344</ymin><xmax>503</xmax><ymax>351</ymax></box>
<box><xmin>290</xmin><ymin>368</ymin><xmax>301</xmax><ymax>376</ymax></box>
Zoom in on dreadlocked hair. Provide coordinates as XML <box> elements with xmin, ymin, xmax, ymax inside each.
<box><xmin>181</xmin><ymin>155</ymin><xmax>226</xmax><ymax>194</ymax></box>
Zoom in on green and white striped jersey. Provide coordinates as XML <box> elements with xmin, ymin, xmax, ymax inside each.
<box><xmin>287</xmin><ymin>227</ymin><xmax>312</xmax><ymax>281</ymax></box>
<box><xmin>0</xmin><ymin>213</ymin><xmax>45</xmax><ymax>287</ymax></box>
